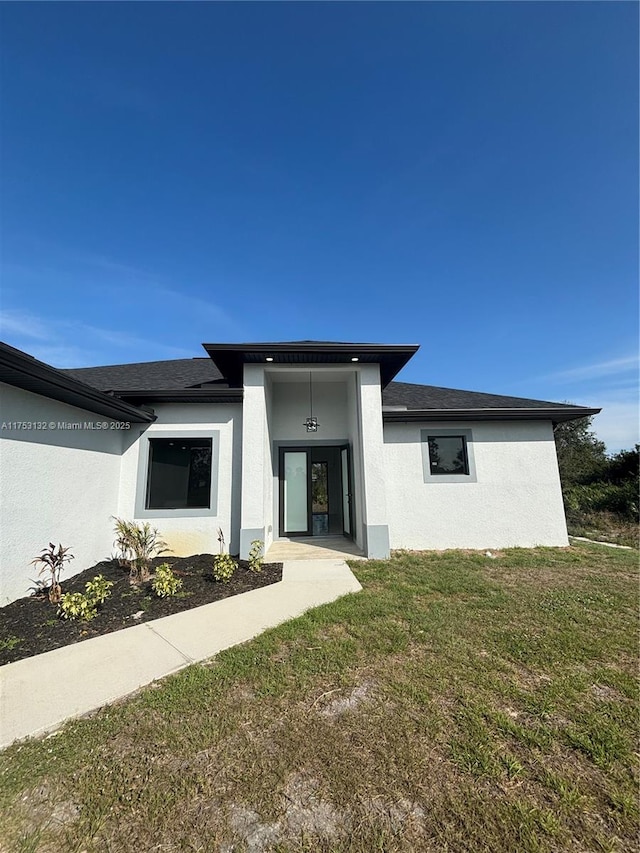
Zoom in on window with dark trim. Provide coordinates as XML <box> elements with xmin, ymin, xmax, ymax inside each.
<box><xmin>427</xmin><ymin>435</ymin><xmax>469</xmax><ymax>475</ymax></box>
<box><xmin>146</xmin><ymin>438</ymin><xmax>213</xmax><ymax>509</ymax></box>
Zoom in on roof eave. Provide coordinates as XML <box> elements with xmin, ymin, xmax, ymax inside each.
<box><xmin>202</xmin><ymin>342</ymin><xmax>420</xmax><ymax>388</ymax></box>
<box><xmin>382</xmin><ymin>407</ymin><xmax>601</xmax><ymax>424</ymax></box>
<box><xmin>0</xmin><ymin>342</ymin><xmax>156</xmax><ymax>424</ymax></box>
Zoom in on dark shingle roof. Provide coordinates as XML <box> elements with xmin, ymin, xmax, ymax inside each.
<box><xmin>382</xmin><ymin>381</ymin><xmax>573</xmax><ymax>411</ymax></box>
<box><xmin>61</xmin><ymin>358</ymin><xmax>593</xmax><ymax>416</ymax></box>
<box><xmin>63</xmin><ymin>358</ymin><xmax>224</xmax><ymax>392</ymax></box>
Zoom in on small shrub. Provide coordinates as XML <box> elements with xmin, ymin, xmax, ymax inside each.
<box><xmin>112</xmin><ymin>518</ymin><xmax>170</xmax><ymax>583</ymax></box>
<box><xmin>212</xmin><ymin>553</ymin><xmax>237</xmax><ymax>583</ymax></box>
<box><xmin>58</xmin><ymin>574</ymin><xmax>114</xmax><ymax>621</ymax></box>
<box><xmin>59</xmin><ymin>591</ymin><xmax>98</xmax><ymax>622</ymax></box>
<box><xmin>85</xmin><ymin>574</ymin><xmax>114</xmax><ymax>605</ymax></box>
<box><xmin>31</xmin><ymin>543</ymin><xmax>74</xmax><ymax>603</ymax></box>
<box><xmin>152</xmin><ymin>564</ymin><xmax>183</xmax><ymax>598</ymax></box>
<box><xmin>249</xmin><ymin>539</ymin><xmax>264</xmax><ymax>573</ymax></box>
<box><xmin>112</xmin><ymin>517</ymin><xmax>136</xmax><ymax>568</ymax></box>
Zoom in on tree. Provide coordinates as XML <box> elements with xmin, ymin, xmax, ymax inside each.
<box><xmin>604</xmin><ymin>445</ymin><xmax>639</xmax><ymax>484</ymax></box>
<box><xmin>553</xmin><ymin>415</ymin><xmax>607</xmax><ymax>489</ymax></box>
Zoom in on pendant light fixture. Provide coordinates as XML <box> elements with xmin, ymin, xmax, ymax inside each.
<box><xmin>303</xmin><ymin>371</ymin><xmax>319</xmax><ymax>432</ymax></box>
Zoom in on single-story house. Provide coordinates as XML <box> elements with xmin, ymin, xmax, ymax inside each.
<box><xmin>0</xmin><ymin>339</ymin><xmax>599</xmax><ymax>605</ymax></box>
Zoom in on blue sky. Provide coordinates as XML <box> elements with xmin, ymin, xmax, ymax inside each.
<box><xmin>1</xmin><ymin>2</ymin><xmax>637</xmax><ymax>452</ymax></box>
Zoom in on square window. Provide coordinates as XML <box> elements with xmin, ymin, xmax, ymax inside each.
<box><xmin>146</xmin><ymin>438</ymin><xmax>212</xmax><ymax>509</ymax></box>
<box><xmin>427</xmin><ymin>435</ymin><xmax>469</xmax><ymax>475</ymax></box>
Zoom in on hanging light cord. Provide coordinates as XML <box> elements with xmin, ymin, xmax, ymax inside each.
<box><xmin>309</xmin><ymin>371</ymin><xmax>313</xmax><ymax>419</ymax></box>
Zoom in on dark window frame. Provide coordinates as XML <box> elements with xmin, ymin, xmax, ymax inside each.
<box><xmin>427</xmin><ymin>434</ymin><xmax>470</xmax><ymax>476</ymax></box>
<box><xmin>420</xmin><ymin>428</ymin><xmax>477</xmax><ymax>484</ymax></box>
<box><xmin>145</xmin><ymin>437</ymin><xmax>213</xmax><ymax>510</ymax></box>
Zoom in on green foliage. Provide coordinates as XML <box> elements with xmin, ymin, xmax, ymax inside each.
<box><xmin>151</xmin><ymin>564</ymin><xmax>183</xmax><ymax>598</ymax></box>
<box><xmin>112</xmin><ymin>517</ymin><xmax>136</xmax><ymax>567</ymax></box>
<box><xmin>30</xmin><ymin>543</ymin><xmax>74</xmax><ymax>603</ymax></box>
<box><xmin>1</xmin><ymin>546</ymin><xmax>638</xmax><ymax>853</ymax></box>
<box><xmin>212</xmin><ymin>553</ymin><xmax>237</xmax><ymax>583</ymax></box>
<box><xmin>112</xmin><ymin>518</ymin><xmax>170</xmax><ymax>582</ymax></box>
<box><xmin>564</xmin><ymin>481</ymin><xmax>638</xmax><ymax>522</ymax></box>
<box><xmin>248</xmin><ymin>540</ymin><xmax>264</xmax><ymax>573</ymax></box>
<box><xmin>58</xmin><ymin>592</ymin><xmax>98</xmax><ymax>622</ymax></box>
<box><xmin>0</xmin><ymin>635</ymin><xmax>22</xmax><ymax>651</ymax></box>
<box><xmin>555</xmin><ymin>419</ymin><xmax>639</xmax><ymax>536</ymax></box>
<box><xmin>85</xmin><ymin>574</ymin><xmax>114</xmax><ymax>605</ymax></box>
<box><xmin>58</xmin><ymin>574</ymin><xmax>114</xmax><ymax>621</ymax></box>
<box><xmin>554</xmin><ymin>416</ymin><xmax>607</xmax><ymax>488</ymax></box>
<box><xmin>604</xmin><ymin>445</ymin><xmax>639</xmax><ymax>484</ymax></box>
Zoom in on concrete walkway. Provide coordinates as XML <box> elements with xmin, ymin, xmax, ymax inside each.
<box><xmin>0</xmin><ymin>560</ymin><xmax>362</xmax><ymax>751</ymax></box>
<box><xmin>569</xmin><ymin>535</ymin><xmax>635</xmax><ymax>550</ymax></box>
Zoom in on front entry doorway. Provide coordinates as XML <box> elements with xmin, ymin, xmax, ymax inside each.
<box><xmin>279</xmin><ymin>445</ymin><xmax>353</xmax><ymax>538</ymax></box>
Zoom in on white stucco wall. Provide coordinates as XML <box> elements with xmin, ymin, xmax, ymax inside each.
<box><xmin>239</xmin><ymin>366</ymin><xmax>270</xmax><ymax>557</ymax></box>
<box><xmin>0</xmin><ymin>384</ymin><xmax>124</xmax><ymax>605</ymax></box>
<box><xmin>270</xmin><ymin>380</ymin><xmax>349</xmax><ymax>440</ymax></box>
<box><xmin>383</xmin><ymin>419</ymin><xmax>569</xmax><ymax>550</ymax></box>
<box><xmin>263</xmin><ymin>374</ymin><xmax>274</xmax><ymax>551</ymax></box>
<box><xmin>346</xmin><ymin>372</ymin><xmax>365</xmax><ymax>549</ymax></box>
<box><xmin>118</xmin><ymin>402</ymin><xmax>241</xmax><ymax>558</ymax></box>
<box><xmin>356</xmin><ymin>365</ymin><xmax>390</xmax><ymax>557</ymax></box>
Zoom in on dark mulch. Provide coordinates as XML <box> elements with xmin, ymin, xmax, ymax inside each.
<box><xmin>0</xmin><ymin>555</ymin><xmax>283</xmax><ymax>666</ymax></box>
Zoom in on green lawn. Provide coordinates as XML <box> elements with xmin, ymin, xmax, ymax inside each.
<box><xmin>1</xmin><ymin>543</ymin><xmax>638</xmax><ymax>852</ymax></box>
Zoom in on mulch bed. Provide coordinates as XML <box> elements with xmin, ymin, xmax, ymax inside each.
<box><xmin>0</xmin><ymin>555</ymin><xmax>283</xmax><ymax>666</ymax></box>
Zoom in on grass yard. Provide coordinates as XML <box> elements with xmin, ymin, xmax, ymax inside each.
<box><xmin>0</xmin><ymin>543</ymin><xmax>638</xmax><ymax>852</ymax></box>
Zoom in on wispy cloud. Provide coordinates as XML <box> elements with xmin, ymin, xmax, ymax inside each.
<box><xmin>541</xmin><ymin>355</ymin><xmax>639</xmax><ymax>383</ymax></box>
<box><xmin>81</xmin><ymin>324</ymin><xmax>193</xmax><ymax>359</ymax></box>
<box><xmin>585</xmin><ymin>398</ymin><xmax>639</xmax><ymax>454</ymax></box>
<box><xmin>0</xmin><ymin>309</ymin><xmax>194</xmax><ymax>367</ymax></box>
<box><xmin>155</xmin><ymin>287</ymin><xmax>241</xmax><ymax>332</ymax></box>
<box><xmin>68</xmin><ymin>251</ymin><xmax>158</xmax><ymax>281</ymax></box>
<box><xmin>20</xmin><ymin>344</ymin><xmax>99</xmax><ymax>370</ymax></box>
<box><xmin>2</xmin><ymin>242</ymin><xmax>251</xmax><ymax>364</ymax></box>
<box><xmin>0</xmin><ymin>309</ymin><xmax>54</xmax><ymax>342</ymax></box>
<box><xmin>505</xmin><ymin>351</ymin><xmax>638</xmax><ymax>453</ymax></box>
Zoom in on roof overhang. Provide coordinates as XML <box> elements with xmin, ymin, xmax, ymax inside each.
<box><xmin>202</xmin><ymin>342</ymin><xmax>419</xmax><ymax>388</ymax></box>
<box><xmin>382</xmin><ymin>406</ymin><xmax>601</xmax><ymax>424</ymax></box>
<box><xmin>0</xmin><ymin>342</ymin><xmax>156</xmax><ymax>424</ymax></box>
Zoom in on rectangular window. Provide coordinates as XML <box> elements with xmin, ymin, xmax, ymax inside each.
<box><xmin>427</xmin><ymin>435</ymin><xmax>469</xmax><ymax>475</ymax></box>
<box><xmin>146</xmin><ymin>438</ymin><xmax>212</xmax><ymax>509</ymax></box>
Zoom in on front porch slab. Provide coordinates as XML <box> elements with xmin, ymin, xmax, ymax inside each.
<box><xmin>266</xmin><ymin>536</ymin><xmax>365</xmax><ymax>561</ymax></box>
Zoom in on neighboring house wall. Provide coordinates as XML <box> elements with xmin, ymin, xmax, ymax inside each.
<box><xmin>117</xmin><ymin>402</ymin><xmax>241</xmax><ymax>558</ymax></box>
<box><xmin>0</xmin><ymin>383</ymin><xmax>123</xmax><ymax>604</ymax></box>
<box><xmin>383</xmin><ymin>419</ymin><xmax>569</xmax><ymax>549</ymax></box>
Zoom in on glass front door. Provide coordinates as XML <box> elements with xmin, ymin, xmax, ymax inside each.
<box><xmin>279</xmin><ymin>445</ymin><xmax>353</xmax><ymax>538</ymax></box>
<box><xmin>281</xmin><ymin>449</ymin><xmax>311</xmax><ymax>535</ymax></box>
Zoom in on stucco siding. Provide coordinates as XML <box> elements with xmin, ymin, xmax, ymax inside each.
<box><xmin>346</xmin><ymin>372</ymin><xmax>364</xmax><ymax>549</ymax></box>
<box><xmin>117</xmin><ymin>402</ymin><xmax>241</xmax><ymax>558</ymax></box>
<box><xmin>0</xmin><ymin>383</ymin><xmax>124</xmax><ymax>604</ymax></box>
<box><xmin>383</xmin><ymin>420</ymin><xmax>569</xmax><ymax>550</ymax></box>
<box><xmin>271</xmin><ymin>380</ymin><xmax>348</xmax><ymax>440</ymax></box>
